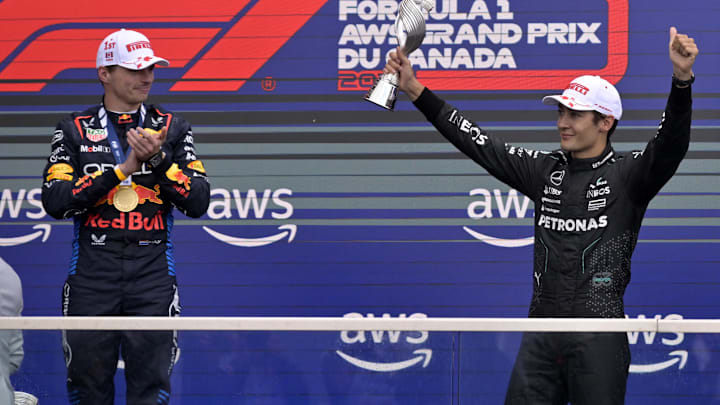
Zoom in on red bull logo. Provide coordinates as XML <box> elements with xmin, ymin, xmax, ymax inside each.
<box><xmin>166</xmin><ymin>164</ymin><xmax>191</xmax><ymax>191</ymax></box>
<box><xmin>84</xmin><ymin>210</ymin><xmax>165</xmax><ymax>231</ymax></box>
<box><xmin>72</xmin><ymin>179</ymin><xmax>92</xmax><ymax>195</ymax></box>
<box><xmin>74</xmin><ymin>171</ymin><xmax>101</xmax><ymax>186</ymax></box>
<box><xmin>117</xmin><ymin>114</ymin><xmax>133</xmax><ymax>124</ymax></box>
<box><xmin>73</xmin><ymin>171</ymin><xmax>103</xmax><ymax>195</ymax></box>
<box><xmin>135</xmin><ymin>184</ymin><xmax>163</xmax><ymax>204</ymax></box>
<box><xmin>96</xmin><ymin>183</ymin><xmax>164</xmax><ymax>207</ymax></box>
<box><xmin>96</xmin><ymin>187</ymin><xmax>118</xmax><ymax>207</ymax></box>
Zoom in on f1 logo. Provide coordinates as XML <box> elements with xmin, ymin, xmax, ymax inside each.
<box><xmin>0</xmin><ymin>0</ymin><xmax>329</xmax><ymax>92</ymax></box>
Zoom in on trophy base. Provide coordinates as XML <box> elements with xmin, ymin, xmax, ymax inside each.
<box><xmin>364</xmin><ymin>75</ymin><xmax>399</xmax><ymax>111</ymax></box>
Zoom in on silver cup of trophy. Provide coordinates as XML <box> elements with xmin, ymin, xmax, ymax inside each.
<box><xmin>364</xmin><ymin>0</ymin><xmax>433</xmax><ymax>110</ymax></box>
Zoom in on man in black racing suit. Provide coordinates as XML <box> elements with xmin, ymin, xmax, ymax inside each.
<box><xmin>382</xmin><ymin>27</ymin><xmax>698</xmax><ymax>404</ymax></box>
<box><xmin>41</xmin><ymin>29</ymin><xmax>210</xmax><ymax>405</ymax></box>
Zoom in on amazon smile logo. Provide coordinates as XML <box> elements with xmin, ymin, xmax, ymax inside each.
<box><xmin>0</xmin><ymin>188</ymin><xmax>52</xmax><ymax>247</ymax></box>
<box><xmin>337</xmin><ymin>313</ymin><xmax>431</xmax><ymax>372</ymax></box>
<box><xmin>464</xmin><ymin>188</ymin><xmax>533</xmax><ymax>248</ymax></box>
<box><xmin>336</xmin><ymin>349</ymin><xmax>432</xmax><ymax>372</ymax></box>
<box><xmin>626</xmin><ymin>313</ymin><xmax>688</xmax><ymax>374</ymax></box>
<box><xmin>629</xmin><ymin>350</ymin><xmax>687</xmax><ymax>373</ymax></box>
<box><xmin>204</xmin><ymin>187</ymin><xmax>296</xmax><ymax>248</ymax></box>
<box><xmin>0</xmin><ymin>224</ymin><xmax>51</xmax><ymax>247</ymax></box>
<box><xmin>203</xmin><ymin>224</ymin><xmax>296</xmax><ymax>247</ymax></box>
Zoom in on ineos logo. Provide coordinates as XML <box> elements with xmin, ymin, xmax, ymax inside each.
<box><xmin>550</xmin><ymin>170</ymin><xmax>565</xmax><ymax>186</ymax></box>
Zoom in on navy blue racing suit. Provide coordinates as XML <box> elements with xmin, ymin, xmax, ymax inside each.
<box><xmin>42</xmin><ymin>103</ymin><xmax>210</xmax><ymax>405</ymax></box>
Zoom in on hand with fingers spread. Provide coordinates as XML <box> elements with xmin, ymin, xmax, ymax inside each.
<box><xmin>668</xmin><ymin>26</ymin><xmax>699</xmax><ymax>81</ymax></box>
<box><xmin>383</xmin><ymin>46</ymin><xmax>426</xmax><ymax>102</ymax></box>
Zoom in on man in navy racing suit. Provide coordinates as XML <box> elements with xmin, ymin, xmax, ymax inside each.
<box><xmin>41</xmin><ymin>29</ymin><xmax>210</xmax><ymax>405</ymax></box>
<box><xmin>382</xmin><ymin>27</ymin><xmax>698</xmax><ymax>404</ymax></box>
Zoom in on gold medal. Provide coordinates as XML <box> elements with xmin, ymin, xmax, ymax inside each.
<box><xmin>113</xmin><ymin>185</ymin><xmax>139</xmax><ymax>212</ymax></box>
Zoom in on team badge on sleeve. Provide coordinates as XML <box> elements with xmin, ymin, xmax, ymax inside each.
<box><xmin>46</xmin><ymin>163</ymin><xmax>74</xmax><ymax>182</ymax></box>
<box><xmin>166</xmin><ymin>164</ymin><xmax>192</xmax><ymax>191</ymax></box>
<box><xmin>186</xmin><ymin>160</ymin><xmax>206</xmax><ymax>173</ymax></box>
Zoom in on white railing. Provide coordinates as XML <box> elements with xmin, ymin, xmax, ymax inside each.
<box><xmin>0</xmin><ymin>316</ymin><xmax>719</xmax><ymax>333</ymax></box>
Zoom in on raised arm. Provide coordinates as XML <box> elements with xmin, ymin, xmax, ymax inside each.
<box><xmin>627</xmin><ymin>27</ymin><xmax>699</xmax><ymax>204</ymax></box>
<box><xmin>382</xmin><ymin>47</ymin><xmax>545</xmax><ymax>198</ymax></box>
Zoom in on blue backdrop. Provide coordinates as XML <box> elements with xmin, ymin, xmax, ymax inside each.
<box><xmin>0</xmin><ymin>0</ymin><xmax>718</xmax><ymax>403</ymax></box>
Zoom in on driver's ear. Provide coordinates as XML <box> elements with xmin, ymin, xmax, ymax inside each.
<box><xmin>98</xmin><ymin>67</ymin><xmax>110</xmax><ymax>84</ymax></box>
<box><xmin>601</xmin><ymin>115</ymin><xmax>615</xmax><ymax>132</ymax></box>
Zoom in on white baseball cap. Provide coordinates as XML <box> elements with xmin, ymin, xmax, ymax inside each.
<box><xmin>542</xmin><ymin>75</ymin><xmax>622</xmax><ymax>120</ymax></box>
<box><xmin>96</xmin><ymin>29</ymin><xmax>169</xmax><ymax>70</ymax></box>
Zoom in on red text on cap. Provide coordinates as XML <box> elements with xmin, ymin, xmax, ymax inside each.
<box><xmin>567</xmin><ymin>82</ymin><xmax>589</xmax><ymax>95</ymax></box>
<box><xmin>126</xmin><ymin>41</ymin><xmax>152</xmax><ymax>52</ymax></box>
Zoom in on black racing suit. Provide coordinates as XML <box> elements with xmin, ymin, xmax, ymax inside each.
<box><xmin>42</xmin><ymin>103</ymin><xmax>210</xmax><ymax>405</ymax></box>
<box><xmin>413</xmin><ymin>82</ymin><xmax>691</xmax><ymax>404</ymax></box>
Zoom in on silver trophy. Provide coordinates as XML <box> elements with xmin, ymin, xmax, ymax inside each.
<box><xmin>364</xmin><ymin>0</ymin><xmax>433</xmax><ymax>110</ymax></box>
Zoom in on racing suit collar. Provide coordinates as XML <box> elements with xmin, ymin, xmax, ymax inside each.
<box><xmin>98</xmin><ymin>97</ymin><xmax>147</xmax><ymax>131</ymax></box>
<box><xmin>563</xmin><ymin>143</ymin><xmax>615</xmax><ymax>171</ymax></box>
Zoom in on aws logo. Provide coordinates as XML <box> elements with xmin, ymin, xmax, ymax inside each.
<box><xmin>0</xmin><ymin>188</ymin><xmax>51</xmax><ymax>247</ymax></box>
<box><xmin>463</xmin><ymin>188</ymin><xmax>533</xmax><ymax>247</ymax></box>
<box><xmin>337</xmin><ymin>313</ymin><xmax>431</xmax><ymax>372</ymax></box>
<box><xmin>626</xmin><ymin>313</ymin><xmax>687</xmax><ymax>374</ymax></box>
<box><xmin>203</xmin><ymin>188</ymin><xmax>296</xmax><ymax>247</ymax></box>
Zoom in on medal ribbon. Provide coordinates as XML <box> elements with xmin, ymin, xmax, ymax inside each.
<box><xmin>99</xmin><ymin>105</ymin><xmax>146</xmax><ymax>186</ymax></box>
